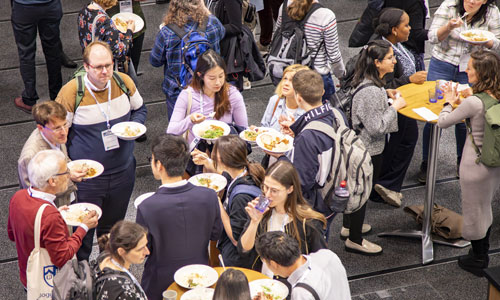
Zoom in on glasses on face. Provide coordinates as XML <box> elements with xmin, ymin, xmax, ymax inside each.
<box><xmin>261</xmin><ymin>184</ymin><xmax>286</xmax><ymax>197</ymax></box>
<box><xmin>43</xmin><ymin>123</ymin><xmax>70</xmax><ymax>134</ymax></box>
<box><xmin>384</xmin><ymin>56</ymin><xmax>397</xmax><ymax>62</ymax></box>
<box><xmin>53</xmin><ymin>168</ymin><xmax>70</xmax><ymax>177</ymax></box>
<box><xmin>87</xmin><ymin>62</ymin><xmax>114</xmax><ymax>72</ymax></box>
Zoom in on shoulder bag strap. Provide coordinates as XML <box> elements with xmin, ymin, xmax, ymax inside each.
<box><xmin>34</xmin><ymin>204</ymin><xmax>49</xmax><ymax>251</ymax></box>
<box><xmin>303</xmin><ymin>218</ymin><xmax>308</xmax><ymax>254</ymax></box>
<box><xmin>183</xmin><ymin>89</ymin><xmax>193</xmax><ymax>140</ymax></box>
<box><xmin>271</xmin><ymin>98</ymin><xmax>282</xmax><ymax>119</ymax></box>
<box><xmin>465</xmin><ymin>92</ymin><xmax>497</xmax><ymax>162</ymax></box>
<box><xmin>91</xmin><ymin>12</ymin><xmax>107</xmax><ymax>42</ymax></box>
<box><xmin>295</xmin><ymin>282</ymin><xmax>320</xmax><ymax>300</ymax></box>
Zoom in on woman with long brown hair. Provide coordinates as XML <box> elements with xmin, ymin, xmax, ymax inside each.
<box><xmin>238</xmin><ymin>160</ymin><xmax>327</xmax><ymax>274</ymax></box>
<box><xmin>438</xmin><ymin>49</ymin><xmax>500</xmax><ymax>277</ymax></box>
<box><xmin>167</xmin><ymin>50</ymin><xmax>248</xmax><ymax>144</ymax></box>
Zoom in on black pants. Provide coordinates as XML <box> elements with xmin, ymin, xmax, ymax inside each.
<box><xmin>11</xmin><ymin>0</ymin><xmax>62</xmax><ymax>105</ymax></box>
<box><xmin>377</xmin><ymin>114</ymin><xmax>418</xmax><ymax>192</ymax></box>
<box><xmin>257</xmin><ymin>0</ymin><xmax>283</xmax><ymax>45</ymax></box>
<box><xmin>130</xmin><ymin>32</ymin><xmax>144</xmax><ymax>72</ymax></box>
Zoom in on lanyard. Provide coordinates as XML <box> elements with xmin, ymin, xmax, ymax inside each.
<box><xmin>110</xmin><ymin>258</ymin><xmax>148</xmax><ymax>299</ymax></box>
<box><xmin>85</xmin><ymin>76</ymin><xmax>112</xmax><ymax>129</ymax></box>
<box><xmin>199</xmin><ymin>89</ymin><xmax>215</xmax><ymax>117</ymax></box>
<box><xmin>292</xmin><ymin>263</ymin><xmax>312</xmax><ymax>289</ymax></box>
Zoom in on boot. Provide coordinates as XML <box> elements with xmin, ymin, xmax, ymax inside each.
<box><xmin>458</xmin><ymin>228</ymin><xmax>491</xmax><ymax>277</ymax></box>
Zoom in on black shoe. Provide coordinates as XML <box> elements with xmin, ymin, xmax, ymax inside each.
<box><xmin>155</xmin><ymin>0</ymin><xmax>170</xmax><ymax>3</ymax></box>
<box><xmin>136</xmin><ymin>133</ymin><xmax>147</xmax><ymax>143</ymax></box>
<box><xmin>458</xmin><ymin>250</ymin><xmax>489</xmax><ymax>277</ymax></box>
<box><xmin>417</xmin><ymin>161</ymin><xmax>427</xmax><ymax>185</ymax></box>
<box><xmin>456</xmin><ymin>157</ymin><xmax>461</xmax><ymax>178</ymax></box>
<box><xmin>61</xmin><ymin>52</ymin><xmax>77</xmax><ymax>68</ymax></box>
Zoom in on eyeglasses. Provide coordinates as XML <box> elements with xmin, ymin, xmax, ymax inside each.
<box><xmin>53</xmin><ymin>168</ymin><xmax>70</xmax><ymax>177</ymax></box>
<box><xmin>87</xmin><ymin>62</ymin><xmax>114</xmax><ymax>72</ymax></box>
<box><xmin>261</xmin><ymin>184</ymin><xmax>286</xmax><ymax>196</ymax></box>
<box><xmin>384</xmin><ymin>56</ymin><xmax>397</xmax><ymax>62</ymax></box>
<box><xmin>43</xmin><ymin>123</ymin><xmax>70</xmax><ymax>134</ymax></box>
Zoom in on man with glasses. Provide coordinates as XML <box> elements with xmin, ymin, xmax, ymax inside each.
<box><xmin>8</xmin><ymin>150</ymin><xmax>98</xmax><ymax>290</ymax></box>
<box><xmin>56</xmin><ymin>40</ymin><xmax>147</xmax><ymax>261</ymax></box>
<box><xmin>18</xmin><ymin>101</ymin><xmax>86</xmax><ymax>207</ymax></box>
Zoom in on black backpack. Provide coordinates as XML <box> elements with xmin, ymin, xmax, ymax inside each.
<box><xmin>267</xmin><ymin>3</ymin><xmax>323</xmax><ymax>86</ymax></box>
<box><xmin>205</xmin><ymin>0</ymin><xmax>257</xmax><ymax>30</ymax></box>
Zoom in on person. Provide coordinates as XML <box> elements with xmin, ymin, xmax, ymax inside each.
<box><xmin>260</xmin><ymin>64</ymin><xmax>308</xmax><ymax>132</ymax></box>
<box><xmin>212</xmin><ymin>269</ymin><xmax>252</xmax><ymax>300</ymax></box>
<box><xmin>56</xmin><ymin>41</ymin><xmax>147</xmax><ymax>261</ymax></box>
<box><xmin>18</xmin><ymin>101</ymin><xmax>87</xmax><ymax>207</ymax></box>
<box><xmin>274</xmin><ymin>0</ymin><xmax>345</xmax><ymax>102</ymax></box>
<box><xmin>371</xmin><ymin>8</ymin><xmax>424</xmax><ymax>207</ymax></box>
<box><xmin>192</xmin><ymin>135</ymin><xmax>265</xmax><ymax>268</ymax></box>
<box><xmin>8</xmin><ymin>150</ymin><xmax>98</xmax><ymax>289</ymax></box>
<box><xmin>11</xmin><ymin>0</ymin><xmax>63</xmax><ymax>113</ymax></box>
<box><xmin>94</xmin><ymin>221</ymin><xmax>149</xmax><ymax>300</ymax></box>
<box><xmin>167</xmin><ymin>50</ymin><xmax>248</xmax><ymax>145</ymax></box>
<box><xmin>239</xmin><ymin>161</ymin><xmax>327</xmax><ymax>275</ymax></box>
<box><xmin>136</xmin><ymin>134</ymin><xmax>222</xmax><ymax>299</ymax></box>
<box><xmin>256</xmin><ymin>0</ymin><xmax>283</xmax><ymax>52</ymax></box>
<box><xmin>419</xmin><ymin>0</ymin><xmax>500</xmax><ymax>184</ymax></box>
<box><xmin>150</xmin><ymin>0</ymin><xmax>225</xmax><ymax>119</ymax></box>
<box><xmin>437</xmin><ymin>50</ymin><xmax>500</xmax><ymax>277</ymax></box>
<box><xmin>255</xmin><ymin>231</ymin><xmax>351</xmax><ymax>300</ymax></box>
<box><xmin>274</xmin><ymin>69</ymin><xmax>377</xmax><ymax>254</ymax></box>
<box><xmin>78</xmin><ymin>0</ymin><xmax>135</xmax><ymax>74</ymax></box>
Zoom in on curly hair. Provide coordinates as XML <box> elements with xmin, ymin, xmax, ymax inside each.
<box><xmin>470</xmin><ymin>49</ymin><xmax>500</xmax><ymax>100</ymax></box>
<box><xmin>163</xmin><ymin>0</ymin><xmax>210</xmax><ymax>28</ymax></box>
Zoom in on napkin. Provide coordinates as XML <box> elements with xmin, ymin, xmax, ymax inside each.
<box><xmin>413</xmin><ymin>107</ymin><xmax>439</xmax><ymax>121</ymax></box>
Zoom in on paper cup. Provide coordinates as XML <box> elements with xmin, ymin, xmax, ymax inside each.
<box><xmin>162</xmin><ymin>290</ymin><xmax>177</xmax><ymax>300</ymax></box>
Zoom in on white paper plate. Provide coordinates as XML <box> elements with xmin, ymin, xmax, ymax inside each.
<box><xmin>174</xmin><ymin>264</ymin><xmax>218</xmax><ymax>289</ymax></box>
<box><xmin>256</xmin><ymin>131</ymin><xmax>294</xmax><ymax>154</ymax></box>
<box><xmin>192</xmin><ymin>120</ymin><xmax>231</xmax><ymax>141</ymax></box>
<box><xmin>67</xmin><ymin>159</ymin><xmax>104</xmax><ymax>179</ymax></box>
<box><xmin>112</xmin><ymin>12</ymin><xmax>144</xmax><ymax>33</ymax></box>
<box><xmin>239</xmin><ymin>127</ymin><xmax>277</xmax><ymax>143</ymax></box>
<box><xmin>249</xmin><ymin>279</ymin><xmax>289</xmax><ymax>300</ymax></box>
<box><xmin>188</xmin><ymin>173</ymin><xmax>227</xmax><ymax>193</ymax></box>
<box><xmin>180</xmin><ymin>287</ymin><xmax>215</xmax><ymax>300</ymax></box>
<box><xmin>60</xmin><ymin>203</ymin><xmax>102</xmax><ymax>226</ymax></box>
<box><xmin>134</xmin><ymin>192</ymin><xmax>155</xmax><ymax>208</ymax></box>
<box><xmin>459</xmin><ymin>29</ymin><xmax>495</xmax><ymax>44</ymax></box>
<box><xmin>111</xmin><ymin>121</ymin><xmax>147</xmax><ymax>141</ymax></box>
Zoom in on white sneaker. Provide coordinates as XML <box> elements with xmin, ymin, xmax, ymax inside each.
<box><xmin>340</xmin><ymin>224</ymin><xmax>372</xmax><ymax>239</ymax></box>
<box><xmin>374</xmin><ymin>184</ymin><xmax>402</xmax><ymax>207</ymax></box>
<box><xmin>243</xmin><ymin>77</ymin><xmax>251</xmax><ymax>90</ymax></box>
<box><xmin>345</xmin><ymin>238</ymin><xmax>383</xmax><ymax>255</ymax></box>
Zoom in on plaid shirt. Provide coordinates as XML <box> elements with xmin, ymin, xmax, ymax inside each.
<box><xmin>429</xmin><ymin>0</ymin><xmax>500</xmax><ymax>66</ymax></box>
<box><xmin>150</xmin><ymin>15</ymin><xmax>225</xmax><ymax>101</ymax></box>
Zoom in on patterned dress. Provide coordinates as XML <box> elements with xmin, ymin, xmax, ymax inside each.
<box><xmin>78</xmin><ymin>6</ymin><xmax>133</xmax><ymax>64</ymax></box>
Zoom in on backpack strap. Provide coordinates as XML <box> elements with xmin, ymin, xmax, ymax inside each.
<box><xmin>228</xmin><ymin>184</ymin><xmax>261</xmax><ymax>208</ymax></box>
<box><xmin>74</xmin><ymin>72</ymin><xmax>130</xmax><ymax>112</ymax></box>
<box><xmin>298</xmin><ymin>3</ymin><xmax>323</xmax><ymax>28</ymax></box>
<box><xmin>112</xmin><ymin>71</ymin><xmax>130</xmax><ymax>99</ymax></box>
<box><xmin>294</xmin><ymin>282</ymin><xmax>320</xmax><ymax>300</ymax></box>
<box><xmin>197</xmin><ymin>17</ymin><xmax>208</xmax><ymax>36</ymax></box>
<box><xmin>165</xmin><ymin>23</ymin><xmax>187</xmax><ymax>39</ymax></box>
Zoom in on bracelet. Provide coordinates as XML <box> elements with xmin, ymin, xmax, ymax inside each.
<box><xmin>443</xmin><ymin>102</ymin><xmax>451</xmax><ymax>107</ymax></box>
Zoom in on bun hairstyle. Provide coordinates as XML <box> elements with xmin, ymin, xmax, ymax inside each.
<box><xmin>373</xmin><ymin>7</ymin><xmax>405</xmax><ymax>38</ymax></box>
<box><xmin>97</xmin><ymin>221</ymin><xmax>148</xmax><ymax>265</ymax></box>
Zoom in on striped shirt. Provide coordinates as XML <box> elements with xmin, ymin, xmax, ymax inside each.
<box><xmin>428</xmin><ymin>0</ymin><xmax>500</xmax><ymax>66</ymax></box>
<box><xmin>274</xmin><ymin>0</ymin><xmax>345</xmax><ymax>78</ymax></box>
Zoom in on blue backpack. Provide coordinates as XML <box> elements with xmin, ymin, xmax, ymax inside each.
<box><xmin>228</xmin><ymin>184</ymin><xmax>262</xmax><ymax>208</ymax></box>
<box><xmin>166</xmin><ymin>19</ymin><xmax>211</xmax><ymax>89</ymax></box>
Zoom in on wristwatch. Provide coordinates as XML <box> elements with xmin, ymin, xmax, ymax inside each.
<box><xmin>443</xmin><ymin>102</ymin><xmax>451</xmax><ymax>107</ymax></box>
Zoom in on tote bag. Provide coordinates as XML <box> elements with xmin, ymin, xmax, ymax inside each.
<box><xmin>27</xmin><ymin>204</ymin><xmax>58</xmax><ymax>300</ymax></box>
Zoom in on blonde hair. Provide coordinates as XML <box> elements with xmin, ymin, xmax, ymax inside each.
<box><xmin>288</xmin><ymin>0</ymin><xmax>314</xmax><ymax>21</ymax></box>
<box><xmin>275</xmin><ymin>64</ymin><xmax>310</xmax><ymax>99</ymax></box>
<box><xmin>163</xmin><ymin>0</ymin><xmax>210</xmax><ymax>28</ymax></box>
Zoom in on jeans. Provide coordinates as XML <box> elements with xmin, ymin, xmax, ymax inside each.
<box><xmin>422</xmin><ymin>58</ymin><xmax>467</xmax><ymax>162</ymax></box>
<box><xmin>321</xmin><ymin>73</ymin><xmax>336</xmax><ymax>103</ymax></box>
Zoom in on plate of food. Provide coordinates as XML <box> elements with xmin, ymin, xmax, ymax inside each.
<box><xmin>111</xmin><ymin>121</ymin><xmax>147</xmax><ymax>140</ymax></box>
<box><xmin>180</xmin><ymin>287</ymin><xmax>215</xmax><ymax>300</ymax></box>
<box><xmin>256</xmin><ymin>131</ymin><xmax>293</xmax><ymax>154</ymax></box>
<box><xmin>60</xmin><ymin>203</ymin><xmax>102</xmax><ymax>226</ymax></box>
<box><xmin>249</xmin><ymin>279</ymin><xmax>289</xmax><ymax>300</ymax></box>
<box><xmin>459</xmin><ymin>29</ymin><xmax>495</xmax><ymax>44</ymax></box>
<box><xmin>133</xmin><ymin>192</ymin><xmax>155</xmax><ymax>208</ymax></box>
<box><xmin>239</xmin><ymin>127</ymin><xmax>277</xmax><ymax>143</ymax></box>
<box><xmin>174</xmin><ymin>264</ymin><xmax>218</xmax><ymax>289</ymax></box>
<box><xmin>111</xmin><ymin>12</ymin><xmax>144</xmax><ymax>34</ymax></box>
<box><xmin>67</xmin><ymin>159</ymin><xmax>104</xmax><ymax>179</ymax></box>
<box><xmin>192</xmin><ymin>120</ymin><xmax>231</xmax><ymax>141</ymax></box>
<box><xmin>188</xmin><ymin>173</ymin><xmax>227</xmax><ymax>193</ymax></box>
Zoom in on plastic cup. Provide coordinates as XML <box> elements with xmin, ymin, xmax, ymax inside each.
<box><xmin>428</xmin><ymin>88</ymin><xmax>437</xmax><ymax>103</ymax></box>
<box><xmin>162</xmin><ymin>290</ymin><xmax>177</xmax><ymax>300</ymax></box>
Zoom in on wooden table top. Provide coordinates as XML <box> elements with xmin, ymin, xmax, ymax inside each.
<box><xmin>166</xmin><ymin>266</ymin><xmax>270</xmax><ymax>299</ymax></box>
<box><xmin>397</xmin><ymin>81</ymin><xmax>446</xmax><ymax>123</ymax></box>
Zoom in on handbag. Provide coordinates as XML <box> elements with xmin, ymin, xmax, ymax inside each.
<box><xmin>404</xmin><ymin>204</ymin><xmax>463</xmax><ymax>239</ymax></box>
<box><xmin>27</xmin><ymin>204</ymin><xmax>58</xmax><ymax>300</ymax></box>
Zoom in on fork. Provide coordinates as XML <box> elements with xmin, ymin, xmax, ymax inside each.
<box><xmin>460</xmin><ymin>12</ymin><xmax>470</xmax><ymax>30</ymax></box>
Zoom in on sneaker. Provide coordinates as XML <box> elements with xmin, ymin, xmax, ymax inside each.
<box><xmin>417</xmin><ymin>161</ymin><xmax>427</xmax><ymax>184</ymax></box>
<box><xmin>345</xmin><ymin>238</ymin><xmax>383</xmax><ymax>255</ymax></box>
<box><xmin>243</xmin><ymin>77</ymin><xmax>251</xmax><ymax>90</ymax></box>
<box><xmin>374</xmin><ymin>184</ymin><xmax>402</xmax><ymax>207</ymax></box>
<box><xmin>14</xmin><ymin>97</ymin><xmax>33</xmax><ymax>114</ymax></box>
<box><xmin>340</xmin><ymin>224</ymin><xmax>372</xmax><ymax>239</ymax></box>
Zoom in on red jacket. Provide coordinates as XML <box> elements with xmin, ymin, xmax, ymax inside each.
<box><xmin>7</xmin><ymin>189</ymin><xmax>87</xmax><ymax>287</ymax></box>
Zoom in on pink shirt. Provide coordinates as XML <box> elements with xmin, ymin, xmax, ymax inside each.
<box><xmin>167</xmin><ymin>86</ymin><xmax>248</xmax><ymax>143</ymax></box>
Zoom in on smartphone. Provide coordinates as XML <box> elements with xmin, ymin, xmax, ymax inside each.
<box><xmin>255</xmin><ymin>195</ymin><xmax>270</xmax><ymax>213</ymax></box>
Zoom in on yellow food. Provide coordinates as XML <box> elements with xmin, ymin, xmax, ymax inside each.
<box><xmin>81</xmin><ymin>163</ymin><xmax>97</xmax><ymax>178</ymax></box>
<box><xmin>244</xmin><ymin>130</ymin><xmax>259</xmax><ymax>141</ymax></box>
<box><xmin>123</xmin><ymin>125</ymin><xmax>141</xmax><ymax>137</ymax></box>
<box><xmin>462</xmin><ymin>31</ymin><xmax>488</xmax><ymax>42</ymax></box>
<box><xmin>201</xmin><ymin>125</ymin><xmax>224</xmax><ymax>139</ymax></box>
<box><xmin>114</xmin><ymin>17</ymin><xmax>128</xmax><ymax>33</ymax></box>
<box><xmin>186</xmin><ymin>273</ymin><xmax>205</xmax><ymax>288</ymax></box>
<box><xmin>197</xmin><ymin>177</ymin><xmax>219</xmax><ymax>191</ymax></box>
<box><xmin>65</xmin><ymin>207</ymin><xmax>90</xmax><ymax>223</ymax></box>
<box><xmin>260</xmin><ymin>134</ymin><xmax>290</xmax><ymax>152</ymax></box>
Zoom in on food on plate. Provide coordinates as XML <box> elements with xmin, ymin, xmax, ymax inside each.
<box><xmin>243</xmin><ymin>129</ymin><xmax>259</xmax><ymax>141</ymax></box>
<box><xmin>462</xmin><ymin>31</ymin><xmax>488</xmax><ymax>42</ymax></box>
<box><xmin>64</xmin><ymin>207</ymin><xmax>90</xmax><ymax>223</ymax></box>
<box><xmin>122</xmin><ymin>125</ymin><xmax>141</xmax><ymax>137</ymax></box>
<box><xmin>201</xmin><ymin>125</ymin><xmax>224</xmax><ymax>139</ymax></box>
<box><xmin>114</xmin><ymin>17</ymin><xmax>128</xmax><ymax>33</ymax></box>
<box><xmin>185</xmin><ymin>272</ymin><xmax>206</xmax><ymax>288</ymax></box>
<box><xmin>197</xmin><ymin>177</ymin><xmax>219</xmax><ymax>191</ymax></box>
<box><xmin>76</xmin><ymin>162</ymin><xmax>97</xmax><ymax>178</ymax></box>
<box><xmin>260</xmin><ymin>134</ymin><xmax>290</xmax><ymax>152</ymax></box>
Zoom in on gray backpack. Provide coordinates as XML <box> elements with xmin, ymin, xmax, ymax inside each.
<box><xmin>303</xmin><ymin>108</ymin><xmax>373</xmax><ymax>213</ymax></box>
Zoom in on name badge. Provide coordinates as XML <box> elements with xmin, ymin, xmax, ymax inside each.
<box><xmin>119</xmin><ymin>0</ymin><xmax>133</xmax><ymax>13</ymax></box>
<box><xmin>189</xmin><ymin>137</ymin><xmax>200</xmax><ymax>152</ymax></box>
<box><xmin>102</xmin><ymin>129</ymin><xmax>120</xmax><ymax>151</ymax></box>
<box><xmin>459</xmin><ymin>53</ymin><xmax>471</xmax><ymax>72</ymax></box>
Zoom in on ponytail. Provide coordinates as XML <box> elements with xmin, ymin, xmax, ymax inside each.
<box><xmin>351</xmin><ymin>40</ymin><xmax>392</xmax><ymax>88</ymax></box>
<box><xmin>287</xmin><ymin>0</ymin><xmax>314</xmax><ymax>21</ymax></box>
<box><xmin>246</xmin><ymin>161</ymin><xmax>265</xmax><ymax>187</ymax></box>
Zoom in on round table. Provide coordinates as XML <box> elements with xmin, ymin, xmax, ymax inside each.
<box><xmin>378</xmin><ymin>81</ymin><xmax>470</xmax><ymax>265</ymax></box>
<box><xmin>166</xmin><ymin>266</ymin><xmax>270</xmax><ymax>299</ymax></box>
